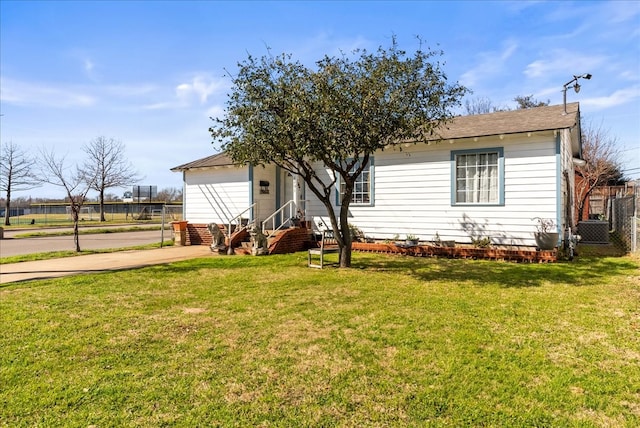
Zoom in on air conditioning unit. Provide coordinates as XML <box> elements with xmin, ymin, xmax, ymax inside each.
<box><xmin>577</xmin><ymin>221</ymin><xmax>609</xmax><ymax>244</ymax></box>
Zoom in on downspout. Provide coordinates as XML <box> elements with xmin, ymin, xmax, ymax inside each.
<box><xmin>555</xmin><ymin>131</ymin><xmax>563</xmax><ymax>245</ymax></box>
<box><xmin>181</xmin><ymin>171</ymin><xmax>186</xmax><ymax>220</ymax></box>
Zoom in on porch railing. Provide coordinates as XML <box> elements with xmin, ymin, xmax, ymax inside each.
<box><xmin>262</xmin><ymin>200</ymin><xmax>307</xmax><ymax>237</ymax></box>
<box><xmin>227</xmin><ymin>203</ymin><xmax>257</xmax><ymax>244</ymax></box>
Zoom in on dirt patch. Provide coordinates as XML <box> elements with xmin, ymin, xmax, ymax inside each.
<box><xmin>183</xmin><ymin>307</ymin><xmax>207</xmax><ymax>314</ymax></box>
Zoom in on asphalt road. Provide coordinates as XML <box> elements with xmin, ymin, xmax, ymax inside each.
<box><xmin>0</xmin><ymin>228</ymin><xmax>173</xmax><ymax>257</ymax></box>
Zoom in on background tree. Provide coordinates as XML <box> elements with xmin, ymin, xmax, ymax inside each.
<box><xmin>80</xmin><ymin>136</ymin><xmax>141</xmax><ymax>222</ymax></box>
<box><xmin>38</xmin><ymin>149</ymin><xmax>97</xmax><ymax>252</ymax></box>
<box><xmin>0</xmin><ymin>142</ymin><xmax>41</xmax><ymax>225</ymax></box>
<box><xmin>513</xmin><ymin>95</ymin><xmax>549</xmax><ymax>109</ymax></box>
<box><xmin>464</xmin><ymin>95</ymin><xmax>548</xmax><ymax>115</ymax></box>
<box><xmin>464</xmin><ymin>97</ymin><xmax>505</xmax><ymax>115</ymax></box>
<box><xmin>212</xmin><ymin>40</ymin><xmax>467</xmax><ymax>267</ymax></box>
<box><xmin>103</xmin><ymin>192</ymin><xmax>120</xmax><ymax>202</ymax></box>
<box><xmin>157</xmin><ymin>187</ymin><xmax>183</xmax><ymax>202</ymax></box>
<box><xmin>575</xmin><ymin>122</ymin><xmax>625</xmax><ymax>222</ymax></box>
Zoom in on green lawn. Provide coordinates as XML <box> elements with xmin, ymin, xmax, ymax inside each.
<box><xmin>1</xmin><ymin>252</ymin><xmax>639</xmax><ymax>427</ymax></box>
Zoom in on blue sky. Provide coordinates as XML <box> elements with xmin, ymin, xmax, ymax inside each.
<box><xmin>1</xmin><ymin>0</ymin><xmax>639</xmax><ymax>199</ymax></box>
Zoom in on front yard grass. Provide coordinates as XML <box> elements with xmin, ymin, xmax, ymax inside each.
<box><xmin>1</xmin><ymin>252</ymin><xmax>639</xmax><ymax>426</ymax></box>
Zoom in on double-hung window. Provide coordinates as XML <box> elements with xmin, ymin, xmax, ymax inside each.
<box><xmin>338</xmin><ymin>158</ymin><xmax>374</xmax><ymax>206</ymax></box>
<box><xmin>452</xmin><ymin>148</ymin><xmax>504</xmax><ymax>205</ymax></box>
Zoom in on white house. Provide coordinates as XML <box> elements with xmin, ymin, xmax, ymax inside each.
<box><xmin>171</xmin><ymin>102</ymin><xmax>583</xmax><ymax>248</ymax></box>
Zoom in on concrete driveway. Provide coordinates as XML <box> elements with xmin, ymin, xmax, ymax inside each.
<box><xmin>0</xmin><ymin>245</ymin><xmax>213</xmax><ymax>284</ymax></box>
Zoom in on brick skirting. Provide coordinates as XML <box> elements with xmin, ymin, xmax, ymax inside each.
<box><xmin>177</xmin><ymin>223</ymin><xmax>556</xmax><ymax>262</ymax></box>
<box><xmin>185</xmin><ymin>223</ymin><xmax>213</xmax><ymax>246</ymax></box>
<box><xmin>352</xmin><ymin>242</ymin><xmax>557</xmax><ymax>263</ymax></box>
<box><xmin>268</xmin><ymin>227</ymin><xmax>312</xmax><ymax>254</ymax></box>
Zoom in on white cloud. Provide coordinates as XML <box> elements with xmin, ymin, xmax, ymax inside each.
<box><xmin>205</xmin><ymin>105</ymin><xmax>225</xmax><ymax>120</ymax></box>
<box><xmin>141</xmin><ymin>101</ymin><xmax>175</xmax><ymax>111</ymax></box>
<box><xmin>524</xmin><ymin>49</ymin><xmax>607</xmax><ymax>79</ymax></box>
<box><xmin>460</xmin><ymin>39</ymin><xmax>518</xmax><ymax>86</ymax></box>
<box><xmin>175</xmin><ymin>74</ymin><xmax>225</xmax><ymax>105</ymax></box>
<box><xmin>84</xmin><ymin>58</ymin><xmax>95</xmax><ymax>73</ymax></box>
<box><xmin>65</xmin><ymin>49</ymin><xmax>99</xmax><ymax>81</ymax></box>
<box><xmin>619</xmin><ymin>70</ymin><xmax>640</xmax><ymax>82</ymax></box>
<box><xmin>105</xmin><ymin>84</ymin><xmax>158</xmax><ymax>98</ymax></box>
<box><xmin>141</xmin><ymin>74</ymin><xmax>227</xmax><ymax>110</ymax></box>
<box><xmin>581</xmin><ymin>85</ymin><xmax>640</xmax><ymax>110</ymax></box>
<box><xmin>283</xmin><ymin>32</ymin><xmax>374</xmax><ymax>65</ymax></box>
<box><xmin>606</xmin><ymin>0</ymin><xmax>640</xmax><ymax>24</ymax></box>
<box><xmin>0</xmin><ymin>77</ymin><xmax>96</xmax><ymax>108</ymax></box>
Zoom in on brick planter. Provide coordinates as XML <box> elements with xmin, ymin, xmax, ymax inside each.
<box><xmin>352</xmin><ymin>242</ymin><xmax>556</xmax><ymax>263</ymax></box>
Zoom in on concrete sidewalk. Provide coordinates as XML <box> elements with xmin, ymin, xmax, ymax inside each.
<box><xmin>0</xmin><ymin>246</ymin><xmax>213</xmax><ymax>284</ymax></box>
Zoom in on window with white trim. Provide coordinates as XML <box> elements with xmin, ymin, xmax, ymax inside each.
<box><xmin>452</xmin><ymin>148</ymin><xmax>503</xmax><ymax>205</ymax></box>
<box><xmin>338</xmin><ymin>158</ymin><xmax>373</xmax><ymax>205</ymax></box>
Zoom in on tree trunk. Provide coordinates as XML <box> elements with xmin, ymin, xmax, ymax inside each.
<box><xmin>339</xmin><ymin>202</ymin><xmax>352</xmax><ymax>268</ymax></box>
<box><xmin>318</xmin><ymin>197</ymin><xmax>352</xmax><ymax>268</ymax></box>
<box><xmin>99</xmin><ymin>188</ymin><xmax>106</xmax><ymax>222</ymax></box>
<box><xmin>577</xmin><ymin>200</ymin><xmax>586</xmax><ymax>223</ymax></box>
<box><xmin>339</xmin><ymin>237</ymin><xmax>352</xmax><ymax>267</ymax></box>
<box><xmin>3</xmin><ymin>189</ymin><xmax>11</xmax><ymax>226</ymax></box>
<box><xmin>72</xmin><ymin>207</ymin><xmax>81</xmax><ymax>252</ymax></box>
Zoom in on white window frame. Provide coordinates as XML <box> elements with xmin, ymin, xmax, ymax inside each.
<box><xmin>451</xmin><ymin>148</ymin><xmax>504</xmax><ymax>206</ymax></box>
<box><xmin>337</xmin><ymin>157</ymin><xmax>374</xmax><ymax>206</ymax></box>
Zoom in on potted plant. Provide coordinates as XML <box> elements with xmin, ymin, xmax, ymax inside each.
<box><xmin>533</xmin><ymin>217</ymin><xmax>559</xmax><ymax>250</ymax></box>
<box><xmin>405</xmin><ymin>234</ymin><xmax>419</xmax><ymax>246</ymax></box>
<box><xmin>392</xmin><ymin>234</ymin><xmax>405</xmax><ymax>246</ymax></box>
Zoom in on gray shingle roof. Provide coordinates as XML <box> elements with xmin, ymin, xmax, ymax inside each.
<box><xmin>431</xmin><ymin>102</ymin><xmax>579</xmax><ymax>141</ymax></box>
<box><xmin>170</xmin><ymin>152</ymin><xmax>234</xmax><ymax>172</ymax></box>
<box><xmin>171</xmin><ymin>103</ymin><xmax>580</xmax><ymax>171</ymax></box>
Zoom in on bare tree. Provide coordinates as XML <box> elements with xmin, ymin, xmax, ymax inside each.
<box><xmin>81</xmin><ymin>136</ymin><xmax>141</xmax><ymax>221</ymax></box>
<box><xmin>464</xmin><ymin>97</ymin><xmax>503</xmax><ymax>115</ymax></box>
<box><xmin>0</xmin><ymin>142</ymin><xmax>41</xmax><ymax>225</ymax></box>
<box><xmin>575</xmin><ymin>122</ymin><xmax>625</xmax><ymax>222</ymax></box>
<box><xmin>38</xmin><ymin>149</ymin><xmax>97</xmax><ymax>252</ymax></box>
<box><xmin>103</xmin><ymin>192</ymin><xmax>120</xmax><ymax>202</ymax></box>
<box><xmin>156</xmin><ymin>187</ymin><xmax>182</xmax><ymax>202</ymax></box>
<box><xmin>464</xmin><ymin>95</ymin><xmax>548</xmax><ymax>115</ymax></box>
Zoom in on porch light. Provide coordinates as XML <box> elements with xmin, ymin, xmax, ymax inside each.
<box><xmin>563</xmin><ymin>73</ymin><xmax>592</xmax><ymax>114</ymax></box>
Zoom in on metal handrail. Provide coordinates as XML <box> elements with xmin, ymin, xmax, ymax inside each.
<box><xmin>262</xmin><ymin>200</ymin><xmax>307</xmax><ymax>237</ymax></box>
<box><xmin>228</xmin><ymin>203</ymin><xmax>257</xmax><ymax>242</ymax></box>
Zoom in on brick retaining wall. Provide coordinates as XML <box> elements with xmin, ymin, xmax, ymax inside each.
<box><xmin>185</xmin><ymin>223</ymin><xmax>212</xmax><ymax>246</ymax></box>
<box><xmin>268</xmin><ymin>227</ymin><xmax>312</xmax><ymax>254</ymax></box>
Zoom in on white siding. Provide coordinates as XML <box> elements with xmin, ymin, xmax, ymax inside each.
<box><xmin>306</xmin><ymin>132</ymin><xmax>560</xmax><ymax>246</ymax></box>
<box><xmin>184</xmin><ymin>167</ymin><xmax>250</xmax><ymax>224</ymax></box>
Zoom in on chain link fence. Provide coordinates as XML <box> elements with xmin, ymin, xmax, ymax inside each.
<box><xmin>611</xmin><ymin>189</ymin><xmax>638</xmax><ymax>253</ymax></box>
<box><xmin>3</xmin><ymin>202</ymin><xmax>183</xmax><ymax>225</ymax></box>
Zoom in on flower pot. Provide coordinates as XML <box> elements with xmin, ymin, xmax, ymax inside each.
<box><xmin>171</xmin><ymin>220</ymin><xmax>188</xmax><ymax>232</ymax></box>
<box><xmin>171</xmin><ymin>221</ymin><xmax>188</xmax><ymax>246</ymax></box>
<box><xmin>534</xmin><ymin>232</ymin><xmax>559</xmax><ymax>250</ymax></box>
